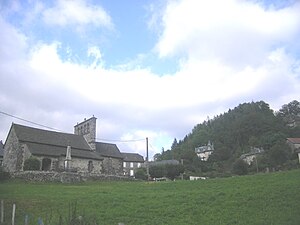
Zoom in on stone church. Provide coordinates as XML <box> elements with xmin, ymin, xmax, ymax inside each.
<box><xmin>3</xmin><ymin>116</ymin><xmax>124</xmax><ymax>175</ymax></box>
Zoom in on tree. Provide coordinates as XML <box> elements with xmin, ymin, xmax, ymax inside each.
<box><xmin>153</xmin><ymin>153</ymin><xmax>162</xmax><ymax>161</ymax></box>
<box><xmin>277</xmin><ymin>100</ymin><xmax>300</xmax><ymax>127</ymax></box>
<box><xmin>266</xmin><ymin>142</ymin><xmax>289</xmax><ymax>168</ymax></box>
<box><xmin>165</xmin><ymin>164</ymin><xmax>184</xmax><ymax>180</ymax></box>
<box><xmin>171</xmin><ymin>138</ymin><xmax>178</xmax><ymax>150</ymax></box>
<box><xmin>134</xmin><ymin>168</ymin><xmax>148</xmax><ymax>180</ymax></box>
<box><xmin>149</xmin><ymin>165</ymin><xmax>166</xmax><ymax>178</ymax></box>
<box><xmin>23</xmin><ymin>157</ymin><xmax>41</xmax><ymax>171</ymax></box>
<box><xmin>232</xmin><ymin>159</ymin><xmax>248</xmax><ymax>175</ymax></box>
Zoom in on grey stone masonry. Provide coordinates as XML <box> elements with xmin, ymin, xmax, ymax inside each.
<box><xmin>10</xmin><ymin>171</ymin><xmax>134</xmax><ymax>183</ymax></box>
<box><xmin>74</xmin><ymin>116</ymin><xmax>97</xmax><ymax>151</ymax></box>
<box><xmin>3</xmin><ymin>125</ymin><xmax>24</xmax><ymax>172</ymax></box>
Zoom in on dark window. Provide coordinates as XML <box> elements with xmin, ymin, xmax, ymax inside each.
<box><xmin>88</xmin><ymin>161</ymin><xmax>93</xmax><ymax>172</ymax></box>
<box><xmin>42</xmin><ymin>158</ymin><xmax>51</xmax><ymax>171</ymax></box>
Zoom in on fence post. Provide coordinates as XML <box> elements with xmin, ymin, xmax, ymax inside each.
<box><xmin>24</xmin><ymin>214</ymin><xmax>29</xmax><ymax>225</ymax></box>
<box><xmin>0</xmin><ymin>200</ymin><xmax>3</xmax><ymax>224</ymax></box>
<box><xmin>12</xmin><ymin>204</ymin><xmax>16</xmax><ymax>225</ymax></box>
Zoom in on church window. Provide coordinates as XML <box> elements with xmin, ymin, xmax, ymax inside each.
<box><xmin>88</xmin><ymin>161</ymin><xmax>93</xmax><ymax>172</ymax></box>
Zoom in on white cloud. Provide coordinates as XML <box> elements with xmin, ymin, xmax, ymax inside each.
<box><xmin>155</xmin><ymin>0</ymin><xmax>300</xmax><ymax>66</ymax></box>
<box><xmin>42</xmin><ymin>0</ymin><xmax>113</xmax><ymax>29</ymax></box>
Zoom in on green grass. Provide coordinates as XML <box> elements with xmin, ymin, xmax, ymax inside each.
<box><xmin>1</xmin><ymin>169</ymin><xmax>300</xmax><ymax>225</ymax></box>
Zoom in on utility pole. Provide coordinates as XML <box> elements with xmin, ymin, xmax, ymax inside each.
<box><xmin>146</xmin><ymin>137</ymin><xmax>150</xmax><ymax>180</ymax></box>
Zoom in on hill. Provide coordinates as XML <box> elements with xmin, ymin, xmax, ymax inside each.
<box><xmin>155</xmin><ymin>100</ymin><xmax>300</xmax><ymax>176</ymax></box>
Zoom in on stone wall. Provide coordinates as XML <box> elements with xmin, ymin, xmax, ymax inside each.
<box><xmin>3</xmin><ymin>126</ymin><xmax>21</xmax><ymax>172</ymax></box>
<box><xmin>10</xmin><ymin>171</ymin><xmax>134</xmax><ymax>183</ymax></box>
<box><xmin>102</xmin><ymin>157</ymin><xmax>123</xmax><ymax>175</ymax></box>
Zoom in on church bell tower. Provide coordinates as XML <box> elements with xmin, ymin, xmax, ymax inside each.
<box><xmin>74</xmin><ymin>116</ymin><xmax>97</xmax><ymax>151</ymax></box>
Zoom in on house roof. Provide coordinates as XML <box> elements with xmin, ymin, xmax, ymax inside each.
<box><xmin>195</xmin><ymin>141</ymin><xmax>214</xmax><ymax>153</ymax></box>
<box><xmin>149</xmin><ymin>159</ymin><xmax>180</xmax><ymax>166</ymax></box>
<box><xmin>13</xmin><ymin>123</ymin><xmax>91</xmax><ymax>150</ymax></box>
<box><xmin>121</xmin><ymin>153</ymin><xmax>144</xmax><ymax>162</ymax></box>
<box><xmin>95</xmin><ymin>142</ymin><xmax>123</xmax><ymax>159</ymax></box>
<box><xmin>0</xmin><ymin>140</ymin><xmax>4</xmax><ymax>157</ymax></box>
<box><xmin>27</xmin><ymin>143</ymin><xmax>103</xmax><ymax>160</ymax></box>
<box><xmin>287</xmin><ymin>138</ymin><xmax>300</xmax><ymax>144</ymax></box>
<box><xmin>240</xmin><ymin>147</ymin><xmax>264</xmax><ymax>159</ymax></box>
<box><xmin>11</xmin><ymin>123</ymin><xmax>103</xmax><ymax>160</ymax></box>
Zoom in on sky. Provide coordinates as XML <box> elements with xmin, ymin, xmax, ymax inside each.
<box><xmin>0</xmin><ymin>0</ymin><xmax>300</xmax><ymax>160</ymax></box>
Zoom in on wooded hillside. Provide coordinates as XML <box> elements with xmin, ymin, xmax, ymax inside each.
<box><xmin>155</xmin><ymin>100</ymin><xmax>300</xmax><ymax>176</ymax></box>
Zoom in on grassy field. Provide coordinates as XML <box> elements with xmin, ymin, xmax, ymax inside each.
<box><xmin>0</xmin><ymin>169</ymin><xmax>300</xmax><ymax>225</ymax></box>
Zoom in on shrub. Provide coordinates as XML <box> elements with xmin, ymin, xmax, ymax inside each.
<box><xmin>149</xmin><ymin>164</ymin><xmax>185</xmax><ymax>180</ymax></box>
<box><xmin>165</xmin><ymin>164</ymin><xmax>184</xmax><ymax>180</ymax></box>
<box><xmin>232</xmin><ymin>159</ymin><xmax>248</xmax><ymax>175</ymax></box>
<box><xmin>134</xmin><ymin>167</ymin><xmax>148</xmax><ymax>180</ymax></box>
<box><xmin>23</xmin><ymin>156</ymin><xmax>41</xmax><ymax>171</ymax></box>
<box><xmin>149</xmin><ymin>165</ymin><xmax>166</xmax><ymax>178</ymax></box>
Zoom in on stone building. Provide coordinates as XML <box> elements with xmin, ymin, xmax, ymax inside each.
<box><xmin>195</xmin><ymin>141</ymin><xmax>214</xmax><ymax>161</ymax></box>
<box><xmin>122</xmin><ymin>153</ymin><xmax>144</xmax><ymax>177</ymax></box>
<box><xmin>286</xmin><ymin>138</ymin><xmax>300</xmax><ymax>153</ymax></box>
<box><xmin>240</xmin><ymin>147</ymin><xmax>264</xmax><ymax>165</ymax></box>
<box><xmin>3</xmin><ymin>116</ymin><xmax>124</xmax><ymax>175</ymax></box>
<box><xmin>0</xmin><ymin>140</ymin><xmax>4</xmax><ymax>166</ymax></box>
<box><xmin>96</xmin><ymin>142</ymin><xmax>124</xmax><ymax>175</ymax></box>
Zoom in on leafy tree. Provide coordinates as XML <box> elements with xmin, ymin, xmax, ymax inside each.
<box><xmin>149</xmin><ymin>165</ymin><xmax>166</xmax><ymax>178</ymax></box>
<box><xmin>266</xmin><ymin>142</ymin><xmax>289</xmax><ymax>168</ymax></box>
<box><xmin>277</xmin><ymin>100</ymin><xmax>300</xmax><ymax>127</ymax></box>
<box><xmin>232</xmin><ymin>159</ymin><xmax>248</xmax><ymax>175</ymax></box>
<box><xmin>153</xmin><ymin>153</ymin><xmax>162</xmax><ymax>161</ymax></box>
<box><xmin>165</xmin><ymin>164</ymin><xmax>184</xmax><ymax>180</ymax></box>
<box><xmin>23</xmin><ymin>157</ymin><xmax>41</xmax><ymax>171</ymax></box>
<box><xmin>134</xmin><ymin>167</ymin><xmax>148</xmax><ymax>180</ymax></box>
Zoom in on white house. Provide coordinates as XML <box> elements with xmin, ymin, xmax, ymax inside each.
<box><xmin>195</xmin><ymin>141</ymin><xmax>214</xmax><ymax>161</ymax></box>
<box><xmin>240</xmin><ymin>147</ymin><xmax>264</xmax><ymax>165</ymax></box>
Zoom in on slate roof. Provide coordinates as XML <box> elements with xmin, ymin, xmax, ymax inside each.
<box><xmin>121</xmin><ymin>153</ymin><xmax>144</xmax><ymax>162</ymax></box>
<box><xmin>240</xmin><ymin>147</ymin><xmax>264</xmax><ymax>159</ymax></box>
<box><xmin>27</xmin><ymin>143</ymin><xmax>103</xmax><ymax>160</ymax></box>
<box><xmin>12</xmin><ymin>123</ymin><xmax>103</xmax><ymax>160</ymax></box>
<box><xmin>95</xmin><ymin>142</ymin><xmax>123</xmax><ymax>159</ymax></box>
<box><xmin>13</xmin><ymin>124</ymin><xmax>91</xmax><ymax>150</ymax></box>
<box><xmin>149</xmin><ymin>159</ymin><xmax>180</xmax><ymax>166</ymax></box>
<box><xmin>0</xmin><ymin>140</ymin><xmax>4</xmax><ymax>157</ymax></box>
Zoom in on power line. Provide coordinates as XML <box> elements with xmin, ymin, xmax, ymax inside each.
<box><xmin>96</xmin><ymin>137</ymin><xmax>145</xmax><ymax>143</ymax></box>
<box><xmin>0</xmin><ymin>110</ymin><xmax>63</xmax><ymax>132</ymax></box>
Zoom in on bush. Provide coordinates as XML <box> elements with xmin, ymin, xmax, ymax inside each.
<box><xmin>134</xmin><ymin>167</ymin><xmax>148</xmax><ymax>180</ymax></box>
<box><xmin>0</xmin><ymin>166</ymin><xmax>10</xmax><ymax>181</ymax></box>
<box><xmin>165</xmin><ymin>164</ymin><xmax>184</xmax><ymax>180</ymax></box>
<box><xmin>232</xmin><ymin>159</ymin><xmax>248</xmax><ymax>175</ymax></box>
<box><xmin>23</xmin><ymin>157</ymin><xmax>41</xmax><ymax>171</ymax></box>
<box><xmin>149</xmin><ymin>164</ymin><xmax>185</xmax><ymax>180</ymax></box>
<box><xmin>149</xmin><ymin>165</ymin><xmax>166</xmax><ymax>178</ymax></box>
